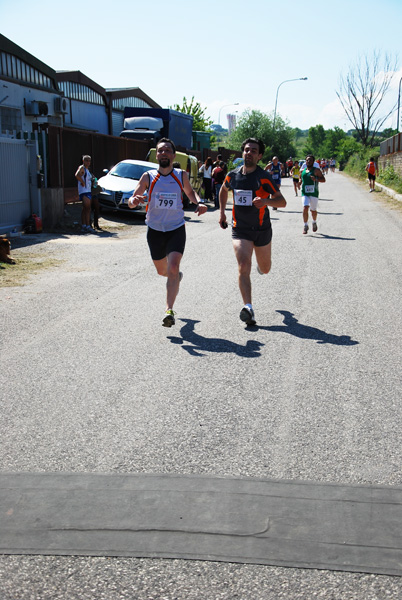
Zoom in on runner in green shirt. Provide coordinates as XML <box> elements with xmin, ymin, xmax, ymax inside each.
<box><xmin>301</xmin><ymin>154</ymin><xmax>325</xmax><ymax>234</ymax></box>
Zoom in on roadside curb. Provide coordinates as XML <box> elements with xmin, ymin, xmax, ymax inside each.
<box><xmin>374</xmin><ymin>181</ymin><xmax>402</xmax><ymax>203</ymax></box>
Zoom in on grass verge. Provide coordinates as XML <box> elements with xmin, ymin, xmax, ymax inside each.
<box><xmin>0</xmin><ymin>253</ymin><xmax>63</xmax><ymax>288</ymax></box>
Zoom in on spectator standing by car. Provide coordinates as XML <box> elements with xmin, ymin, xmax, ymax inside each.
<box><xmin>91</xmin><ymin>176</ymin><xmax>103</xmax><ymax>230</ymax></box>
<box><xmin>75</xmin><ymin>155</ymin><xmax>95</xmax><ymax>233</ymax></box>
<box><xmin>199</xmin><ymin>157</ymin><xmax>213</xmax><ymax>203</ymax></box>
<box><xmin>212</xmin><ymin>161</ymin><xmax>226</xmax><ymax>208</ymax></box>
<box><xmin>128</xmin><ymin>138</ymin><xmax>207</xmax><ymax>327</ymax></box>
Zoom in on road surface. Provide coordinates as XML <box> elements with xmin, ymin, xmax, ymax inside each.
<box><xmin>1</xmin><ymin>172</ymin><xmax>402</xmax><ymax>599</ymax></box>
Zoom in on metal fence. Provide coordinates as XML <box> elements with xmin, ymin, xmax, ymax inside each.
<box><xmin>380</xmin><ymin>133</ymin><xmax>402</xmax><ymax>156</ymax></box>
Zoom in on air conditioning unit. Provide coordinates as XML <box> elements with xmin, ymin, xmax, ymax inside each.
<box><xmin>38</xmin><ymin>101</ymin><xmax>48</xmax><ymax>116</ymax></box>
<box><xmin>54</xmin><ymin>97</ymin><xmax>69</xmax><ymax>114</ymax></box>
<box><xmin>25</xmin><ymin>100</ymin><xmax>40</xmax><ymax>116</ymax></box>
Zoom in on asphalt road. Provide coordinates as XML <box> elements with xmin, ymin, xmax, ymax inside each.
<box><xmin>1</xmin><ymin>172</ymin><xmax>402</xmax><ymax>599</ymax></box>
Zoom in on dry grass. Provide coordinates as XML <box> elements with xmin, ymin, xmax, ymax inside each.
<box><xmin>0</xmin><ymin>252</ymin><xmax>63</xmax><ymax>288</ymax></box>
<box><xmin>371</xmin><ymin>190</ymin><xmax>402</xmax><ymax>214</ymax></box>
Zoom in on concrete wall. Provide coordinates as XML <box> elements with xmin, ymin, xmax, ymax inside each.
<box><xmin>379</xmin><ymin>152</ymin><xmax>402</xmax><ymax>178</ymax></box>
<box><xmin>0</xmin><ymin>79</ymin><xmax>63</xmax><ymax>133</ymax></box>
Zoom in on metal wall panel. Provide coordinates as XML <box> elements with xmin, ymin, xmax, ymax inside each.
<box><xmin>0</xmin><ymin>137</ymin><xmax>36</xmax><ymax>234</ymax></box>
<box><xmin>112</xmin><ymin>111</ymin><xmax>124</xmax><ymax>137</ymax></box>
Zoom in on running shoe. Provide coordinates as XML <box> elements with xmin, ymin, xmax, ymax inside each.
<box><xmin>312</xmin><ymin>222</ymin><xmax>318</xmax><ymax>232</ymax></box>
<box><xmin>162</xmin><ymin>309</ymin><xmax>175</xmax><ymax>327</ymax></box>
<box><xmin>303</xmin><ymin>224</ymin><xmax>309</xmax><ymax>235</ymax></box>
<box><xmin>240</xmin><ymin>306</ymin><xmax>256</xmax><ymax>326</ymax></box>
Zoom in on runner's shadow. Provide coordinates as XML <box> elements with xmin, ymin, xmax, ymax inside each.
<box><xmin>316</xmin><ymin>233</ymin><xmax>355</xmax><ymax>241</ymax></box>
<box><xmin>167</xmin><ymin>319</ymin><xmax>264</xmax><ymax>357</ymax></box>
<box><xmin>255</xmin><ymin>310</ymin><xmax>358</xmax><ymax>345</ymax></box>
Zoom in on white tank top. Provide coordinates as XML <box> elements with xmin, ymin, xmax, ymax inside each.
<box><xmin>146</xmin><ymin>168</ymin><xmax>185</xmax><ymax>232</ymax></box>
<box><xmin>77</xmin><ymin>167</ymin><xmax>92</xmax><ymax>195</ymax></box>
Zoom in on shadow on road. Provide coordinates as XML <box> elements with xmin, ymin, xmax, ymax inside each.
<box><xmin>167</xmin><ymin>318</ymin><xmax>264</xmax><ymax>357</ymax></box>
<box><xmin>254</xmin><ymin>310</ymin><xmax>358</xmax><ymax>345</ymax></box>
<box><xmin>167</xmin><ymin>311</ymin><xmax>358</xmax><ymax>356</ymax></box>
<box><xmin>315</xmin><ymin>233</ymin><xmax>355</xmax><ymax>241</ymax></box>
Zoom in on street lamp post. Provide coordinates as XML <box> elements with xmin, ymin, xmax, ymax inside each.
<box><xmin>397</xmin><ymin>77</ymin><xmax>402</xmax><ymax>133</ymax></box>
<box><xmin>273</xmin><ymin>78</ymin><xmax>308</xmax><ymax>130</ymax></box>
<box><xmin>218</xmin><ymin>103</ymin><xmax>239</xmax><ymax>126</ymax></box>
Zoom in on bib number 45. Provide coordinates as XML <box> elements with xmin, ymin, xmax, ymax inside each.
<box><xmin>234</xmin><ymin>190</ymin><xmax>253</xmax><ymax>206</ymax></box>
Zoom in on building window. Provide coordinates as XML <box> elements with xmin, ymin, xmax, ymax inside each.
<box><xmin>112</xmin><ymin>97</ymin><xmax>151</xmax><ymax>111</ymax></box>
<box><xmin>0</xmin><ymin>51</ymin><xmax>55</xmax><ymax>90</ymax></box>
<box><xmin>57</xmin><ymin>80</ymin><xmax>105</xmax><ymax>105</ymax></box>
<box><xmin>0</xmin><ymin>106</ymin><xmax>22</xmax><ymax>134</ymax></box>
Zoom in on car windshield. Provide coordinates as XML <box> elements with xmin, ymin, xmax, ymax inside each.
<box><xmin>109</xmin><ymin>163</ymin><xmax>153</xmax><ymax>180</ymax></box>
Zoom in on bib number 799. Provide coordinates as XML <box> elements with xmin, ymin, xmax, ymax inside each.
<box><xmin>155</xmin><ymin>192</ymin><xmax>177</xmax><ymax>209</ymax></box>
<box><xmin>159</xmin><ymin>198</ymin><xmax>174</xmax><ymax>208</ymax></box>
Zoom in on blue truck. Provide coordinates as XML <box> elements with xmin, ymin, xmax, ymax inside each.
<box><xmin>120</xmin><ymin>107</ymin><xmax>193</xmax><ymax>150</ymax></box>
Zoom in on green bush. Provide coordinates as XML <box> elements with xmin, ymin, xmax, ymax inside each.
<box><xmin>343</xmin><ymin>151</ymin><xmax>402</xmax><ymax>194</ymax></box>
<box><xmin>377</xmin><ymin>164</ymin><xmax>402</xmax><ymax>194</ymax></box>
<box><xmin>343</xmin><ymin>147</ymin><xmax>379</xmax><ymax>179</ymax></box>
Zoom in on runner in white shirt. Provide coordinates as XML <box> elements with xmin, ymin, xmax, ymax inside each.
<box><xmin>128</xmin><ymin>138</ymin><xmax>207</xmax><ymax>327</ymax></box>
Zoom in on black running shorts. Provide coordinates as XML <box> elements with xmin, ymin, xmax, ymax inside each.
<box><xmin>147</xmin><ymin>225</ymin><xmax>186</xmax><ymax>261</ymax></box>
<box><xmin>232</xmin><ymin>226</ymin><xmax>272</xmax><ymax>247</ymax></box>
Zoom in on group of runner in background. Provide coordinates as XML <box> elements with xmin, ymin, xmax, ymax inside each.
<box><xmin>267</xmin><ymin>156</ymin><xmax>336</xmax><ymax>198</ymax></box>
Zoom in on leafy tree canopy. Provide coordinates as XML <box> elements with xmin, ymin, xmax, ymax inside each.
<box><xmin>228</xmin><ymin>109</ymin><xmax>296</xmax><ymax>163</ymax></box>
<box><xmin>170</xmin><ymin>96</ymin><xmax>213</xmax><ymax>132</ymax></box>
<box><xmin>304</xmin><ymin>125</ymin><xmax>347</xmax><ymax>158</ymax></box>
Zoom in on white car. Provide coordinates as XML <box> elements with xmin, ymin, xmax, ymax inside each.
<box><xmin>97</xmin><ymin>159</ymin><xmax>155</xmax><ymax>214</ymax></box>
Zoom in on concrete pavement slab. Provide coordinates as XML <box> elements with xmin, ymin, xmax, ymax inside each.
<box><xmin>1</xmin><ymin>472</ymin><xmax>402</xmax><ymax>576</ymax></box>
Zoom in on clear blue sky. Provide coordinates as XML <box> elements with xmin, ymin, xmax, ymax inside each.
<box><xmin>1</xmin><ymin>0</ymin><xmax>401</xmax><ymax>131</ymax></box>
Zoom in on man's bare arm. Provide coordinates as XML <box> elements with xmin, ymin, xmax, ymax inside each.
<box><xmin>219</xmin><ymin>184</ymin><xmax>229</xmax><ymax>228</ymax></box>
<box><xmin>128</xmin><ymin>173</ymin><xmax>149</xmax><ymax>208</ymax></box>
<box><xmin>314</xmin><ymin>167</ymin><xmax>326</xmax><ymax>183</ymax></box>
<box><xmin>75</xmin><ymin>165</ymin><xmax>85</xmax><ymax>186</ymax></box>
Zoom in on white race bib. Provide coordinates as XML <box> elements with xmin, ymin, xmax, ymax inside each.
<box><xmin>272</xmin><ymin>172</ymin><xmax>279</xmax><ymax>179</ymax></box>
<box><xmin>304</xmin><ymin>185</ymin><xmax>315</xmax><ymax>194</ymax></box>
<box><xmin>234</xmin><ymin>189</ymin><xmax>253</xmax><ymax>206</ymax></box>
<box><xmin>155</xmin><ymin>192</ymin><xmax>178</xmax><ymax>209</ymax></box>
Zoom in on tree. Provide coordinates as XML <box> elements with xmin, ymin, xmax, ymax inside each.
<box><xmin>322</xmin><ymin>127</ymin><xmax>347</xmax><ymax>157</ymax></box>
<box><xmin>170</xmin><ymin>96</ymin><xmax>212</xmax><ymax>132</ymax></box>
<box><xmin>303</xmin><ymin>124</ymin><xmax>327</xmax><ymax>156</ymax></box>
<box><xmin>228</xmin><ymin>109</ymin><xmax>295</xmax><ymax>163</ymax></box>
<box><xmin>336</xmin><ymin>50</ymin><xmax>398</xmax><ymax>147</ymax></box>
<box><xmin>335</xmin><ymin>138</ymin><xmax>363</xmax><ymax>169</ymax></box>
